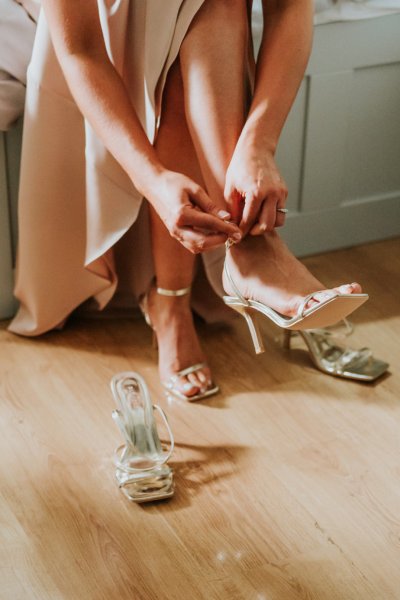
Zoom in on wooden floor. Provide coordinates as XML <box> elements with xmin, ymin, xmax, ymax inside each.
<box><xmin>1</xmin><ymin>237</ymin><xmax>400</xmax><ymax>600</ymax></box>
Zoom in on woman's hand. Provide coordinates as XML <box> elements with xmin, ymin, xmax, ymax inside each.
<box><xmin>146</xmin><ymin>170</ymin><xmax>242</xmax><ymax>254</ymax></box>
<box><xmin>224</xmin><ymin>139</ymin><xmax>288</xmax><ymax>236</ymax></box>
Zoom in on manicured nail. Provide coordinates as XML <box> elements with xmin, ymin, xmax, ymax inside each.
<box><xmin>233</xmin><ymin>232</ymin><xmax>242</xmax><ymax>241</ymax></box>
<box><xmin>218</xmin><ymin>210</ymin><xmax>231</xmax><ymax>220</ymax></box>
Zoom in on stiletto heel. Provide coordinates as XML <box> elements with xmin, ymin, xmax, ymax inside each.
<box><xmin>223</xmin><ymin>240</ymin><xmax>369</xmax><ymax>354</ymax></box>
<box><xmin>230</xmin><ymin>304</ymin><xmax>265</xmax><ymax>354</ymax></box>
<box><xmin>139</xmin><ymin>284</ymin><xmax>219</xmax><ymax>401</ymax></box>
<box><xmin>283</xmin><ymin>320</ymin><xmax>389</xmax><ymax>382</ymax></box>
<box><xmin>111</xmin><ymin>371</ymin><xmax>175</xmax><ymax>502</ymax></box>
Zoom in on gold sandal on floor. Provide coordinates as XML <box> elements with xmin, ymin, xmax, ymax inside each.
<box><xmin>111</xmin><ymin>371</ymin><xmax>175</xmax><ymax>502</ymax></box>
<box><xmin>140</xmin><ymin>285</ymin><xmax>219</xmax><ymax>402</ymax></box>
<box><xmin>223</xmin><ymin>240</ymin><xmax>369</xmax><ymax>354</ymax></box>
<box><xmin>282</xmin><ymin>320</ymin><xmax>389</xmax><ymax>382</ymax></box>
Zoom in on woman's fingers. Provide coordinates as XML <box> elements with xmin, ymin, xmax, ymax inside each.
<box><xmin>224</xmin><ymin>187</ymin><xmax>245</xmax><ymax>224</ymax></box>
<box><xmin>238</xmin><ymin>192</ymin><xmax>262</xmax><ymax>235</ymax></box>
<box><xmin>244</xmin><ymin>183</ymin><xmax>287</xmax><ymax>235</ymax></box>
<box><xmin>274</xmin><ymin>206</ymin><xmax>287</xmax><ymax>228</ymax></box>
<box><xmin>178</xmin><ymin>205</ymin><xmax>241</xmax><ymax>238</ymax></box>
<box><xmin>237</xmin><ymin>189</ymin><xmax>283</xmax><ymax>235</ymax></box>
<box><xmin>175</xmin><ymin>228</ymin><xmax>229</xmax><ymax>254</ymax></box>
<box><xmin>249</xmin><ymin>195</ymin><xmax>278</xmax><ymax>235</ymax></box>
<box><xmin>188</xmin><ymin>184</ymin><xmax>232</xmax><ymax>222</ymax></box>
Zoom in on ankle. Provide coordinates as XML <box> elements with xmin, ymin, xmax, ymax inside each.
<box><xmin>149</xmin><ymin>288</ymin><xmax>191</xmax><ymax>323</ymax></box>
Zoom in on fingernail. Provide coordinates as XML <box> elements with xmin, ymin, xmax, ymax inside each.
<box><xmin>233</xmin><ymin>232</ymin><xmax>242</xmax><ymax>241</ymax></box>
<box><xmin>218</xmin><ymin>210</ymin><xmax>231</xmax><ymax>220</ymax></box>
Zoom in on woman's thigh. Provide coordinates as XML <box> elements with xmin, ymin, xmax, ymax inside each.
<box><xmin>154</xmin><ymin>58</ymin><xmax>205</xmax><ymax>187</ymax></box>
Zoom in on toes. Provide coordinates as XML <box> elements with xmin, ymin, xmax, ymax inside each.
<box><xmin>335</xmin><ymin>282</ymin><xmax>362</xmax><ymax>295</ymax></box>
<box><xmin>197</xmin><ymin>366</ymin><xmax>212</xmax><ymax>389</ymax></box>
<box><xmin>177</xmin><ymin>376</ymin><xmax>200</xmax><ymax>398</ymax></box>
<box><xmin>174</xmin><ymin>368</ymin><xmax>213</xmax><ymax>399</ymax></box>
<box><xmin>188</xmin><ymin>372</ymin><xmax>203</xmax><ymax>390</ymax></box>
<box><xmin>349</xmin><ymin>282</ymin><xmax>362</xmax><ymax>293</ymax></box>
<box><xmin>304</xmin><ymin>289</ymin><xmax>336</xmax><ymax>310</ymax></box>
<box><xmin>188</xmin><ymin>368</ymin><xmax>212</xmax><ymax>393</ymax></box>
<box><xmin>303</xmin><ymin>281</ymin><xmax>363</xmax><ymax>312</ymax></box>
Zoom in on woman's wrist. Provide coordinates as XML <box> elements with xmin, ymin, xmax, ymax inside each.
<box><xmin>127</xmin><ymin>155</ymin><xmax>167</xmax><ymax>200</ymax></box>
<box><xmin>236</xmin><ymin>122</ymin><xmax>277</xmax><ymax>160</ymax></box>
<box><xmin>238</xmin><ymin>109</ymin><xmax>279</xmax><ymax>158</ymax></box>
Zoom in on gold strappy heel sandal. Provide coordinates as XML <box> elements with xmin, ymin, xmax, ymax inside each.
<box><xmin>223</xmin><ymin>240</ymin><xmax>369</xmax><ymax>354</ymax></box>
<box><xmin>140</xmin><ymin>285</ymin><xmax>219</xmax><ymax>402</ymax></box>
<box><xmin>282</xmin><ymin>320</ymin><xmax>389</xmax><ymax>382</ymax></box>
<box><xmin>111</xmin><ymin>371</ymin><xmax>175</xmax><ymax>502</ymax></box>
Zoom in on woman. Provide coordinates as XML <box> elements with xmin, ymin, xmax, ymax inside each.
<box><xmin>9</xmin><ymin>0</ymin><xmax>366</xmax><ymax>399</ymax></box>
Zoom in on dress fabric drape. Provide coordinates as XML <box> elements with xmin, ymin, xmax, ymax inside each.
<box><xmin>9</xmin><ymin>0</ymin><xmax>231</xmax><ymax>336</ymax></box>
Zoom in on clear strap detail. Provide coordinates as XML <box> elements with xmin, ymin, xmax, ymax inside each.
<box><xmin>113</xmin><ymin>404</ymin><xmax>174</xmax><ymax>474</ymax></box>
<box><xmin>297</xmin><ymin>290</ymin><xmax>339</xmax><ymax>318</ymax></box>
<box><xmin>164</xmin><ymin>362</ymin><xmax>208</xmax><ymax>387</ymax></box>
<box><xmin>301</xmin><ymin>319</ymin><xmax>372</xmax><ymax>372</ymax></box>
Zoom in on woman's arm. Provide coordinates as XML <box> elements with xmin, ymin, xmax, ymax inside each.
<box><xmin>245</xmin><ymin>0</ymin><xmax>313</xmax><ymax>153</ymax></box>
<box><xmin>225</xmin><ymin>0</ymin><xmax>313</xmax><ymax>234</ymax></box>
<box><xmin>41</xmin><ymin>0</ymin><xmax>240</xmax><ymax>252</ymax></box>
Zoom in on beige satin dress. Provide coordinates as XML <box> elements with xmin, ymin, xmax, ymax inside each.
<box><xmin>9</xmin><ymin>0</ymin><xmax>230</xmax><ymax>336</ymax></box>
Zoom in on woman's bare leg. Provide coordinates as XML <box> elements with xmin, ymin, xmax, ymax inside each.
<box><xmin>149</xmin><ymin>60</ymin><xmax>213</xmax><ymax>398</ymax></box>
<box><xmin>180</xmin><ymin>0</ymin><xmax>249</xmax><ymax>208</ymax></box>
<box><xmin>179</xmin><ymin>0</ymin><xmax>361</xmax><ymax>315</ymax></box>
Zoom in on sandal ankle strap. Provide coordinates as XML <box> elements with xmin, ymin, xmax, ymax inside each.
<box><xmin>156</xmin><ymin>286</ymin><xmax>191</xmax><ymax>297</ymax></box>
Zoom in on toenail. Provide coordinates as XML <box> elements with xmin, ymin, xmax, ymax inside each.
<box><xmin>183</xmin><ymin>382</ymin><xmax>196</xmax><ymax>392</ymax></box>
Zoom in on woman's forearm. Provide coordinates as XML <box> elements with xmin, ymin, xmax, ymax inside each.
<box><xmin>60</xmin><ymin>52</ymin><xmax>165</xmax><ymax>196</ymax></box>
<box><xmin>42</xmin><ymin>0</ymin><xmax>165</xmax><ymax>199</ymax></box>
<box><xmin>242</xmin><ymin>0</ymin><xmax>313</xmax><ymax>154</ymax></box>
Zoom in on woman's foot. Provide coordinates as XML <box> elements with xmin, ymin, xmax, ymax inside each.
<box><xmin>144</xmin><ymin>287</ymin><xmax>213</xmax><ymax>399</ymax></box>
<box><xmin>223</xmin><ymin>232</ymin><xmax>362</xmax><ymax>316</ymax></box>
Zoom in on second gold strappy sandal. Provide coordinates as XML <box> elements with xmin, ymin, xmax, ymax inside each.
<box><xmin>282</xmin><ymin>320</ymin><xmax>389</xmax><ymax>382</ymax></box>
<box><xmin>140</xmin><ymin>285</ymin><xmax>219</xmax><ymax>402</ymax></box>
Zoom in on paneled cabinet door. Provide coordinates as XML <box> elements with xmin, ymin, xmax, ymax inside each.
<box><xmin>276</xmin><ymin>15</ymin><xmax>400</xmax><ymax>256</ymax></box>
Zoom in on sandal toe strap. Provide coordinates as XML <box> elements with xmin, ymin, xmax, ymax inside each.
<box><xmin>163</xmin><ymin>362</ymin><xmax>209</xmax><ymax>390</ymax></box>
<box><xmin>298</xmin><ymin>290</ymin><xmax>338</xmax><ymax>318</ymax></box>
<box><xmin>175</xmin><ymin>362</ymin><xmax>208</xmax><ymax>378</ymax></box>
